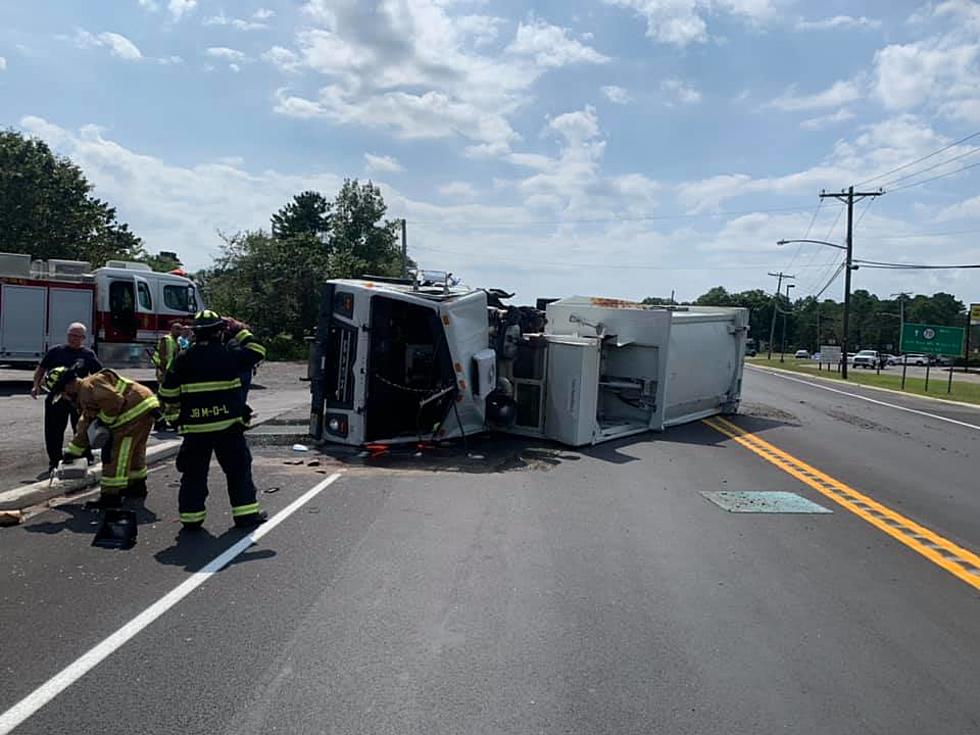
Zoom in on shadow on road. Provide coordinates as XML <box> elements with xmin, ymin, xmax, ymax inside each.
<box><xmin>23</xmin><ymin>501</ymin><xmax>160</xmax><ymax>536</ymax></box>
<box><xmin>154</xmin><ymin>526</ymin><xmax>276</xmax><ymax>571</ymax></box>
<box><xmin>0</xmin><ymin>381</ymin><xmax>32</xmax><ymax>397</ymax></box>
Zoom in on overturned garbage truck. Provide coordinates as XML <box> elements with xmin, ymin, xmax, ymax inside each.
<box><xmin>308</xmin><ymin>276</ymin><xmax>748</xmax><ymax>448</ymax></box>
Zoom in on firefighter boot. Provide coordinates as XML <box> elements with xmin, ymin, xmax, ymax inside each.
<box><xmin>121</xmin><ymin>478</ymin><xmax>148</xmax><ymax>500</ymax></box>
<box><xmin>84</xmin><ymin>492</ymin><xmax>123</xmax><ymax>511</ymax></box>
<box><xmin>234</xmin><ymin>509</ymin><xmax>268</xmax><ymax>529</ymax></box>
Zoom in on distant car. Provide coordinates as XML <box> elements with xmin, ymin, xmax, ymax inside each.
<box><xmin>853</xmin><ymin>349</ymin><xmax>885</xmax><ymax>369</ymax></box>
<box><xmin>811</xmin><ymin>352</ymin><xmax>821</xmax><ymax>362</ymax></box>
<box><xmin>745</xmin><ymin>345</ymin><xmax>757</xmax><ymax>357</ymax></box>
<box><xmin>899</xmin><ymin>353</ymin><xmax>930</xmax><ymax>366</ymax></box>
<box><xmin>935</xmin><ymin>355</ymin><xmax>953</xmax><ymax>366</ymax></box>
<box><xmin>794</xmin><ymin>349</ymin><xmax>809</xmax><ymax>359</ymax></box>
<box><xmin>879</xmin><ymin>353</ymin><xmax>896</xmax><ymax>365</ymax></box>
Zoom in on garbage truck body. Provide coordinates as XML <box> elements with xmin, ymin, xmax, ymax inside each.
<box><xmin>308</xmin><ymin>278</ymin><xmax>748</xmax><ymax>448</ymax></box>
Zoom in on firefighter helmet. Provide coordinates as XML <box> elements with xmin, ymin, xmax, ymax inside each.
<box><xmin>192</xmin><ymin>309</ymin><xmax>224</xmax><ymax>331</ymax></box>
<box><xmin>42</xmin><ymin>365</ymin><xmax>78</xmax><ymax>398</ymax></box>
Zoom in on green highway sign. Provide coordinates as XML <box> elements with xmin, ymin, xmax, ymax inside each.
<box><xmin>900</xmin><ymin>323</ymin><xmax>965</xmax><ymax>356</ymax></box>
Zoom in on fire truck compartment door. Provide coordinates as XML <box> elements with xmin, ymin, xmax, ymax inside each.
<box><xmin>543</xmin><ymin>336</ymin><xmax>600</xmax><ymax>446</ymax></box>
<box><xmin>1</xmin><ymin>284</ymin><xmax>47</xmax><ymax>359</ymax></box>
<box><xmin>49</xmin><ymin>288</ymin><xmax>95</xmax><ymax>350</ymax></box>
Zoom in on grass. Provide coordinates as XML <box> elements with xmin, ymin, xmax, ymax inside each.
<box><xmin>745</xmin><ymin>356</ymin><xmax>980</xmax><ymax>406</ymax></box>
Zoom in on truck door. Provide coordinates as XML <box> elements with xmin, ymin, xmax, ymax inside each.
<box><xmin>107</xmin><ymin>279</ymin><xmax>139</xmax><ymax>342</ymax></box>
<box><xmin>133</xmin><ymin>274</ymin><xmax>155</xmax><ymax>338</ymax></box>
<box><xmin>0</xmin><ymin>283</ymin><xmax>47</xmax><ymax>362</ymax></box>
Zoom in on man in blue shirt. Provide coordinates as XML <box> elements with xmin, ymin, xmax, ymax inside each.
<box><xmin>31</xmin><ymin>322</ymin><xmax>103</xmax><ymax>474</ymax></box>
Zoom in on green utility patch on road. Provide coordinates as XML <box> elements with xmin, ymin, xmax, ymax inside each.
<box><xmin>745</xmin><ymin>357</ymin><xmax>980</xmax><ymax>406</ymax></box>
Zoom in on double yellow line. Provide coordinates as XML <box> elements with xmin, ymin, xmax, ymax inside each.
<box><xmin>703</xmin><ymin>415</ymin><xmax>980</xmax><ymax>591</ymax></box>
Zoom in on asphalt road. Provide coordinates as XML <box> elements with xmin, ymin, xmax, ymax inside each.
<box><xmin>1</xmin><ymin>368</ymin><xmax>978</xmax><ymax>734</ymax></box>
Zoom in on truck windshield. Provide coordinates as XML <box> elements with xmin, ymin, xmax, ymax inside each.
<box><xmin>365</xmin><ymin>296</ymin><xmax>455</xmax><ymax>441</ymax></box>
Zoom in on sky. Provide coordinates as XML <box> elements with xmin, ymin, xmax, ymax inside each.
<box><xmin>1</xmin><ymin>0</ymin><xmax>979</xmax><ymax>305</ymax></box>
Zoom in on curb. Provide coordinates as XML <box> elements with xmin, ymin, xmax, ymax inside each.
<box><xmin>0</xmin><ymin>403</ymin><xmax>310</xmax><ymax>514</ymax></box>
<box><xmin>745</xmin><ymin>363</ymin><xmax>980</xmax><ymax>410</ymax></box>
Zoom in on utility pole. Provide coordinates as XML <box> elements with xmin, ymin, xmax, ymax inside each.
<box><xmin>780</xmin><ymin>282</ymin><xmax>796</xmax><ymax>362</ymax></box>
<box><xmin>401</xmin><ymin>218</ymin><xmax>408</xmax><ymax>278</ymax></box>
<box><xmin>819</xmin><ymin>186</ymin><xmax>883</xmax><ymax>379</ymax></box>
<box><xmin>767</xmin><ymin>272</ymin><xmax>795</xmax><ymax>359</ymax></box>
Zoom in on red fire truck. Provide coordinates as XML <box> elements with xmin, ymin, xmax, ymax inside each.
<box><xmin>0</xmin><ymin>252</ymin><xmax>203</xmax><ymax>366</ymax></box>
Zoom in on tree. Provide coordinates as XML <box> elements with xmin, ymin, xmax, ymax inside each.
<box><xmin>0</xmin><ymin>129</ymin><xmax>144</xmax><ymax>265</ymax></box>
<box><xmin>271</xmin><ymin>190</ymin><xmax>331</xmax><ymax>240</ymax></box>
<box><xmin>328</xmin><ymin>179</ymin><xmax>403</xmax><ymax>276</ymax></box>
<box><xmin>143</xmin><ymin>250</ymin><xmax>183</xmax><ymax>273</ymax></box>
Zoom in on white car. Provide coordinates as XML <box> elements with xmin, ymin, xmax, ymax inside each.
<box><xmin>794</xmin><ymin>349</ymin><xmax>809</xmax><ymax>359</ymax></box>
<box><xmin>894</xmin><ymin>353</ymin><xmax>930</xmax><ymax>366</ymax></box>
<box><xmin>853</xmin><ymin>350</ymin><xmax>884</xmax><ymax>369</ymax></box>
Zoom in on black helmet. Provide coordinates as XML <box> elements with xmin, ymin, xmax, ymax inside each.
<box><xmin>192</xmin><ymin>309</ymin><xmax>223</xmax><ymax>331</ymax></box>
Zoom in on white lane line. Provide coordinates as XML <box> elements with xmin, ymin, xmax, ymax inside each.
<box><xmin>752</xmin><ymin>368</ymin><xmax>980</xmax><ymax>432</ymax></box>
<box><xmin>0</xmin><ymin>472</ymin><xmax>343</xmax><ymax>735</ymax></box>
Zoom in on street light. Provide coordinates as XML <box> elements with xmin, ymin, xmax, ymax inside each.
<box><xmin>780</xmin><ymin>283</ymin><xmax>795</xmax><ymax>362</ymax></box>
<box><xmin>777</xmin><ymin>238</ymin><xmax>858</xmax><ymax>378</ymax></box>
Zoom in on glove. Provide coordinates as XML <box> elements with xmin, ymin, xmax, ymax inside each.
<box><xmin>62</xmin><ymin>451</ymin><xmax>78</xmax><ymax>463</ymax></box>
<box><xmin>224</xmin><ymin>318</ymin><xmax>246</xmax><ymax>334</ymax></box>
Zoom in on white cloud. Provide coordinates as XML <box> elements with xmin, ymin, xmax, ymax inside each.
<box><xmin>800</xmin><ymin>108</ymin><xmax>855</xmax><ymax>130</ymax></box>
<box><xmin>17</xmin><ymin>115</ymin><xmax>343</xmax><ymax>272</ymax></box>
<box><xmin>74</xmin><ymin>29</ymin><xmax>144</xmax><ymax>61</ymax></box>
<box><xmin>364</xmin><ymin>153</ymin><xmax>404</xmax><ymax>173</ymax></box>
<box><xmin>936</xmin><ymin>193</ymin><xmax>980</xmax><ymax>221</ymax></box>
<box><xmin>796</xmin><ymin>15</ymin><xmax>881</xmax><ymax>31</ymax></box>
<box><xmin>660</xmin><ymin>78</ymin><xmax>702</xmax><ymax>106</ymax></box>
<box><xmin>506</xmin><ymin>17</ymin><xmax>609</xmax><ymax>67</ymax></box>
<box><xmin>158</xmin><ymin>55</ymin><xmax>183</xmax><ymax>65</ymax></box>
<box><xmin>253</xmin><ymin>8</ymin><xmax>275</xmax><ymax>21</ymax></box>
<box><xmin>873</xmin><ymin>42</ymin><xmax>979</xmax><ymax>110</ymax></box>
<box><xmin>455</xmin><ymin>15</ymin><xmax>505</xmax><ymax>47</ymax></box>
<box><xmin>601</xmin><ymin>85</ymin><xmax>631</xmax><ymax>104</ymax></box>
<box><xmin>267</xmin><ymin>2</ymin><xmax>607</xmax><ymax>156</ymax></box>
<box><xmin>767</xmin><ymin>79</ymin><xmax>861</xmax><ymax>111</ymax></box>
<box><xmin>602</xmin><ymin>0</ymin><xmax>777</xmax><ymax>47</ymax></box>
<box><xmin>168</xmin><ymin>0</ymin><xmax>196</xmax><ymax>21</ymax></box>
<box><xmin>0</xmin><ymin>57</ymin><xmax>6</xmax><ymax>71</ymax></box>
<box><xmin>137</xmin><ymin>0</ymin><xmax>159</xmax><ymax>10</ymax></box>
<box><xmin>438</xmin><ymin>181</ymin><xmax>477</xmax><ymax>199</ymax></box>
<box><xmin>202</xmin><ymin>12</ymin><xmax>270</xmax><ymax>31</ymax></box>
<box><xmin>262</xmin><ymin>46</ymin><xmax>301</xmax><ymax>72</ymax></box>
<box><xmin>871</xmin><ymin>1</ymin><xmax>980</xmax><ymax>123</ymax></box>
<box><xmin>206</xmin><ymin>47</ymin><xmax>246</xmax><ymax>61</ymax></box>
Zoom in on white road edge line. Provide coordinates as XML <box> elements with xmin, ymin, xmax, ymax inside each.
<box><xmin>753</xmin><ymin>368</ymin><xmax>980</xmax><ymax>432</ymax></box>
<box><xmin>0</xmin><ymin>471</ymin><xmax>343</xmax><ymax>735</ymax></box>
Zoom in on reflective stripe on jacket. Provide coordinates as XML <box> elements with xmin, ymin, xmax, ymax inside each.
<box><xmin>66</xmin><ymin>370</ymin><xmax>159</xmax><ymax>456</ymax></box>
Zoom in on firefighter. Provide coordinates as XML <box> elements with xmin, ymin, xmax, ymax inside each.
<box><xmin>152</xmin><ymin>321</ymin><xmax>184</xmax><ymax>384</ymax></box>
<box><xmin>159</xmin><ymin>310</ymin><xmax>268</xmax><ymax>530</ymax></box>
<box><xmin>152</xmin><ymin>321</ymin><xmax>184</xmax><ymax>430</ymax></box>
<box><xmin>44</xmin><ymin>364</ymin><xmax>159</xmax><ymax>507</ymax></box>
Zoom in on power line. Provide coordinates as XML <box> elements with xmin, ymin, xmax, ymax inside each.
<box><xmin>854</xmin><ymin>259</ymin><xmax>980</xmax><ymax>269</ymax></box>
<box><xmin>813</xmin><ymin>262</ymin><xmax>846</xmax><ymax>299</ymax></box>
<box><xmin>784</xmin><ymin>199</ymin><xmax>824</xmax><ymax>272</ymax></box>
<box><xmin>877</xmin><ymin>145</ymin><xmax>980</xmax><ymax>189</ymax></box>
<box><xmin>854</xmin><ymin>129</ymin><xmax>980</xmax><ymax>187</ymax></box>
<box><xmin>886</xmin><ymin>160</ymin><xmax>980</xmax><ymax>193</ymax></box>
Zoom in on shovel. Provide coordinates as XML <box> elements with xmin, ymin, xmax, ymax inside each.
<box><xmin>92</xmin><ymin>509</ymin><xmax>138</xmax><ymax>550</ymax></box>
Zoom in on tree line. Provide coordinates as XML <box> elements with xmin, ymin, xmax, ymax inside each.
<box><xmin>646</xmin><ymin>287</ymin><xmax>974</xmax><ymax>357</ymax></box>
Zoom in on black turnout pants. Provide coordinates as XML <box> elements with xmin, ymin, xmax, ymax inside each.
<box><xmin>44</xmin><ymin>399</ymin><xmax>94</xmax><ymax>467</ymax></box>
<box><xmin>176</xmin><ymin>428</ymin><xmax>259</xmax><ymax>525</ymax></box>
